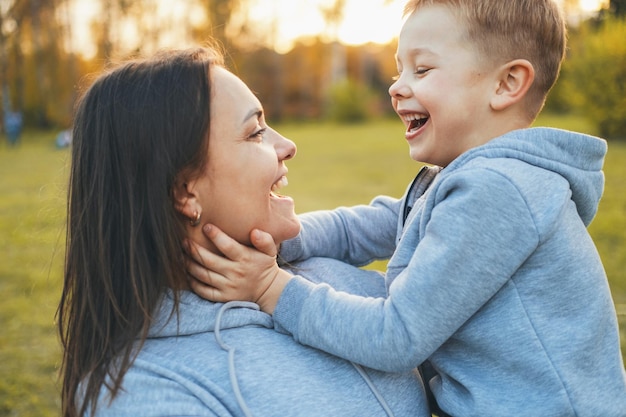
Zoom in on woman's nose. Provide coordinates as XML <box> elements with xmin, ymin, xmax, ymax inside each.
<box><xmin>270</xmin><ymin>128</ymin><xmax>296</xmax><ymax>161</ymax></box>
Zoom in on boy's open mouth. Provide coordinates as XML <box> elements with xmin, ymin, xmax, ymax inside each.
<box><xmin>404</xmin><ymin>114</ymin><xmax>429</xmax><ymax>133</ymax></box>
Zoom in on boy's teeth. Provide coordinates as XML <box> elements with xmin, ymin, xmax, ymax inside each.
<box><xmin>403</xmin><ymin>113</ymin><xmax>428</xmax><ymax>131</ymax></box>
<box><xmin>403</xmin><ymin>114</ymin><xmax>428</xmax><ymax>123</ymax></box>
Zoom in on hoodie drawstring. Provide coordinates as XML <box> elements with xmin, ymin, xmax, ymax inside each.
<box><xmin>351</xmin><ymin>362</ymin><xmax>395</xmax><ymax>417</ymax></box>
<box><xmin>215</xmin><ymin>301</ymin><xmax>259</xmax><ymax>417</ymax></box>
<box><xmin>215</xmin><ymin>301</ymin><xmax>395</xmax><ymax>417</ymax></box>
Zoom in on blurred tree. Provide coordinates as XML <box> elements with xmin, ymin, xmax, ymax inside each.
<box><xmin>266</xmin><ymin>0</ymin><xmax>283</xmax><ymax>121</ymax></box>
<box><xmin>30</xmin><ymin>0</ymin><xmax>51</xmax><ymax>125</ymax></box>
<box><xmin>234</xmin><ymin>37</ymin><xmax>397</xmax><ymax>122</ymax></box>
<box><xmin>561</xmin><ymin>17</ymin><xmax>626</xmax><ymax>139</ymax></box>
<box><xmin>203</xmin><ymin>0</ymin><xmax>241</xmax><ymax>51</ymax></box>
<box><xmin>94</xmin><ymin>0</ymin><xmax>205</xmax><ymax>59</ymax></box>
<box><xmin>0</xmin><ymin>0</ymin><xmax>26</xmax><ymax>128</ymax></box>
<box><xmin>231</xmin><ymin>46</ymin><xmax>281</xmax><ymax>118</ymax></box>
<box><xmin>94</xmin><ymin>0</ymin><xmax>135</xmax><ymax>62</ymax></box>
<box><xmin>348</xmin><ymin>43</ymin><xmax>397</xmax><ymax>117</ymax></box>
<box><xmin>1</xmin><ymin>0</ymin><xmax>73</xmax><ymax>128</ymax></box>
<box><xmin>320</xmin><ymin>0</ymin><xmax>347</xmax><ymax>86</ymax></box>
<box><xmin>0</xmin><ymin>7</ymin><xmax>8</xmax><ymax>130</ymax></box>
<box><xmin>283</xmin><ymin>38</ymin><xmax>328</xmax><ymax>120</ymax></box>
<box><xmin>327</xmin><ymin>78</ymin><xmax>373</xmax><ymax>123</ymax></box>
<box><xmin>610</xmin><ymin>0</ymin><xmax>626</xmax><ymax>16</ymax></box>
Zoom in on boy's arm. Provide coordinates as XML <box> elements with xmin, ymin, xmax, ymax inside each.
<box><xmin>280</xmin><ymin>195</ymin><xmax>402</xmax><ymax>266</ymax></box>
<box><xmin>190</xmin><ymin>169</ymin><xmax>539</xmax><ymax>372</ymax></box>
<box><xmin>269</xmin><ymin>170</ymin><xmax>539</xmax><ymax>371</ymax></box>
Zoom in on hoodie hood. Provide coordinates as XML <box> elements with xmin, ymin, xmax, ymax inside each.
<box><xmin>447</xmin><ymin>127</ymin><xmax>607</xmax><ymax>225</ymax></box>
<box><xmin>148</xmin><ymin>290</ymin><xmax>272</xmax><ymax>338</ymax></box>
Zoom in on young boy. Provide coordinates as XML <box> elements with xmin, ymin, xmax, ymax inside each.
<box><xmin>189</xmin><ymin>0</ymin><xmax>626</xmax><ymax>415</ymax></box>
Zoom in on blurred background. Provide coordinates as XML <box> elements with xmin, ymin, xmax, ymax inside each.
<box><xmin>0</xmin><ymin>1</ymin><xmax>625</xmax><ymax>416</ymax></box>
<box><xmin>0</xmin><ymin>0</ymin><xmax>624</xmax><ymax>135</ymax></box>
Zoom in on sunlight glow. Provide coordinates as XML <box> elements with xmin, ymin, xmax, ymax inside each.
<box><xmin>246</xmin><ymin>0</ymin><xmax>404</xmax><ymax>53</ymax></box>
<box><xmin>246</xmin><ymin>0</ymin><xmax>607</xmax><ymax>53</ymax></box>
<box><xmin>70</xmin><ymin>0</ymin><xmax>608</xmax><ymax>57</ymax></box>
<box><xmin>579</xmin><ymin>0</ymin><xmax>605</xmax><ymax>11</ymax></box>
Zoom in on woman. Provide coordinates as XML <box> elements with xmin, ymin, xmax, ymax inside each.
<box><xmin>57</xmin><ymin>46</ymin><xmax>430</xmax><ymax>417</ymax></box>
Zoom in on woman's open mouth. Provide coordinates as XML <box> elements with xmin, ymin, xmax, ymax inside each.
<box><xmin>270</xmin><ymin>176</ymin><xmax>288</xmax><ymax>198</ymax></box>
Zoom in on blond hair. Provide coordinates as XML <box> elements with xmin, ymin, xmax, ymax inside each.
<box><xmin>404</xmin><ymin>0</ymin><xmax>566</xmax><ymax>118</ymax></box>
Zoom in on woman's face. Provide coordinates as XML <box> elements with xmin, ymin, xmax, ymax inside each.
<box><xmin>194</xmin><ymin>67</ymin><xmax>300</xmax><ymax>246</ymax></box>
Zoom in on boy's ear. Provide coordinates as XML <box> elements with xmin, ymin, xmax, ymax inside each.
<box><xmin>172</xmin><ymin>174</ymin><xmax>201</xmax><ymax>221</ymax></box>
<box><xmin>490</xmin><ymin>59</ymin><xmax>535</xmax><ymax>111</ymax></box>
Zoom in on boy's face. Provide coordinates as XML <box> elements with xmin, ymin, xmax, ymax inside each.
<box><xmin>389</xmin><ymin>4</ymin><xmax>499</xmax><ymax>167</ymax></box>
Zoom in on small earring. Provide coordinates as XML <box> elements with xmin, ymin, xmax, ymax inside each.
<box><xmin>190</xmin><ymin>211</ymin><xmax>201</xmax><ymax>227</ymax></box>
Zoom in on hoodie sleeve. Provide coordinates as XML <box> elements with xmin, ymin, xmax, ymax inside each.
<box><xmin>273</xmin><ymin>169</ymin><xmax>540</xmax><ymax>372</ymax></box>
<box><xmin>279</xmin><ymin>195</ymin><xmax>402</xmax><ymax>267</ymax></box>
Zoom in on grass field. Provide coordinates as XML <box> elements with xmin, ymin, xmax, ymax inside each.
<box><xmin>0</xmin><ymin>115</ymin><xmax>624</xmax><ymax>416</ymax></box>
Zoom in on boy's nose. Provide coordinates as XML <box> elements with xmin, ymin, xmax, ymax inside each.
<box><xmin>388</xmin><ymin>78</ymin><xmax>412</xmax><ymax>99</ymax></box>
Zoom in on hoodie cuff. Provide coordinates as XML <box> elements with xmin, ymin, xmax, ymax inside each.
<box><xmin>277</xmin><ymin>234</ymin><xmax>304</xmax><ymax>265</ymax></box>
<box><xmin>273</xmin><ymin>275</ymin><xmax>315</xmax><ymax>337</ymax></box>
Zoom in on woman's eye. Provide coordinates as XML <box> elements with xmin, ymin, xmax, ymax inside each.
<box><xmin>249</xmin><ymin>128</ymin><xmax>266</xmax><ymax>141</ymax></box>
<box><xmin>415</xmin><ymin>67</ymin><xmax>430</xmax><ymax>75</ymax></box>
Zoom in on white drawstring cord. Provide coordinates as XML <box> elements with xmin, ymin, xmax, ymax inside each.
<box><xmin>351</xmin><ymin>362</ymin><xmax>396</xmax><ymax>417</ymax></box>
<box><xmin>215</xmin><ymin>301</ymin><xmax>395</xmax><ymax>417</ymax></box>
<box><xmin>215</xmin><ymin>301</ymin><xmax>259</xmax><ymax>417</ymax></box>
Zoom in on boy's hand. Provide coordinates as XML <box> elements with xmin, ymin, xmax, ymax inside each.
<box><xmin>185</xmin><ymin>224</ymin><xmax>291</xmax><ymax>314</ymax></box>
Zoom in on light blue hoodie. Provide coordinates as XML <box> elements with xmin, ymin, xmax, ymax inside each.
<box><xmin>89</xmin><ymin>259</ymin><xmax>430</xmax><ymax>417</ymax></box>
<box><xmin>276</xmin><ymin>128</ymin><xmax>626</xmax><ymax>417</ymax></box>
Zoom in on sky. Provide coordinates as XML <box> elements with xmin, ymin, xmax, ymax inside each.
<box><xmin>68</xmin><ymin>0</ymin><xmax>607</xmax><ymax>57</ymax></box>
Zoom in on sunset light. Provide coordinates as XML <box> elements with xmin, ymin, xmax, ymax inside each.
<box><xmin>69</xmin><ymin>0</ymin><xmax>609</xmax><ymax>57</ymax></box>
<box><xmin>244</xmin><ymin>0</ymin><xmax>405</xmax><ymax>53</ymax></box>
<box><xmin>239</xmin><ymin>0</ymin><xmax>608</xmax><ymax>52</ymax></box>
<box><xmin>579</xmin><ymin>0</ymin><xmax>607</xmax><ymax>11</ymax></box>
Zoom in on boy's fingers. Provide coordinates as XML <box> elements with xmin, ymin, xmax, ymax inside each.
<box><xmin>250</xmin><ymin>229</ymin><xmax>278</xmax><ymax>257</ymax></box>
<box><xmin>186</xmin><ymin>255</ymin><xmax>214</xmax><ymax>285</ymax></box>
<box><xmin>184</xmin><ymin>239</ymin><xmax>210</xmax><ymax>267</ymax></box>
<box><xmin>185</xmin><ymin>238</ymin><xmax>229</xmax><ymax>269</ymax></box>
<box><xmin>203</xmin><ymin>224</ymin><xmax>245</xmax><ymax>261</ymax></box>
<box><xmin>188</xmin><ymin>274</ymin><xmax>227</xmax><ymax>303</ymax></box>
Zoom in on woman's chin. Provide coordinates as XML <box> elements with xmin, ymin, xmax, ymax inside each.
<box><xmin>272</xmin><ymin>218</ymin><xmax>301</xmax><ymax>245</ymax></box>
<box><xmin>285</xmin><ymin>221</ymin><xmax>302</xmax><ymax>241</ymax></box>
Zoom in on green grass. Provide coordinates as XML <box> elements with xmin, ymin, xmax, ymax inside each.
<box><xmin>0</xmin><ymin>131</ymin><xmax>68</xmax><ymax>416</ymax></box>
<box><xmin>0</xmin><ymin>115</ymin><xmax>624</xmax><ymax>416</ymax></box>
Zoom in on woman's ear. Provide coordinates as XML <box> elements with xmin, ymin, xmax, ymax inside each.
<box><xmin>173</xmin><ymin>174</ymin><xmax>201</xmax><ymax>222</ymax></box>
<box><xmin>490</xmin><ymin>59</ymin><xmax>535</xmax><ymax>111</ymax></box>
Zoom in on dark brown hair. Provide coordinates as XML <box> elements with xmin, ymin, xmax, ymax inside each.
<box><xmin>57</xmin><ymin>47</ymin><xmax>223</xmax><ymax>417</ymax></box>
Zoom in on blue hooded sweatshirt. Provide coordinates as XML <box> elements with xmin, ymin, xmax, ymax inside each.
<box><xmin>89</xmin><ymin>258</ymin><xmax>430</xmax><ymax>417</ymax></box>
<box><xmin>275</xmin><ymin>128</ymin><xmax>626</xmax><ymax>417</ymax></box>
